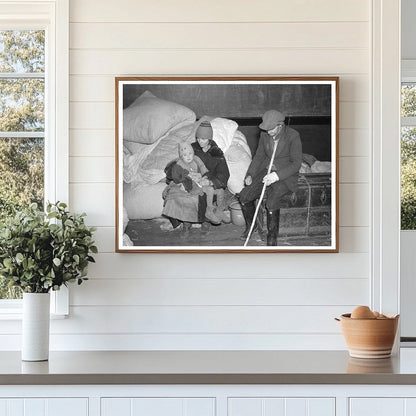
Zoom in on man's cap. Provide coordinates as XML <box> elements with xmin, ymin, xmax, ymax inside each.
<box><xmin>259</xmin><ymin>110</ymin><xmax>285</xmax><ymax>131</ymax></box>
<box><xmin>196</xmin><ymin>120</ymin><xmax>213</xmax><ymax>139</ymax></box>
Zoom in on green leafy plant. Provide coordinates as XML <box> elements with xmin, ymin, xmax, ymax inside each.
<box><xmin>0</xmin><ymin>202</ymin><xmax>97</xmax><ymax>293</ymax></box>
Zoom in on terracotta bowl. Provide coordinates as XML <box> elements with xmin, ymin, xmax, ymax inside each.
<box><xmin>338</xmin><ymin>313</ymin><xmax>399</xmax><ymax>359</ymax></box>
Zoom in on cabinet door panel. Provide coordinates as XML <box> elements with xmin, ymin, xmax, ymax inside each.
<box><xmin>47</xmin><ymin>398</ymin><xmax>88</xmax><ymax>416</ymax></box>
<box><xmin>24</xmin><ymin>399</ymin><xmax>45</xmax><ymax>416</ymax></box>
<box><xmin>228</xmin><ymin>398</ymin><xmax>334</xmax><ymax>416</ymax></box>
<box><xmin>101</xmin><ymin>398</ymin><xmax>131</xmax><ymax>416</ymax></box>
<box><xmin>0</xmin><ymin>398</ymin><xmax>87</xmax><ymax>416</ymax></box>
<box><xmin>185</xmin><ymin>398</ymin><xmax>215</xmax><ymax>416</ymax></box>
<box><xmin>0</xmin><ymin>400</ymin><xmax>7</xmax><ymax>416</ymax></box>
<box><xmin>285</xmin><ymin>399</ymin><xmax>307</xmax><ymax>416</ymax></box>
<box><xmin>264</xmin><ymin>398</ymin><xmax>285</xmax><ymax>415</ymax></box>
<box><xmin>131</xmin><ymin>398</ymin><xmax>183</xmax><ymax>416</ymax></box>
<box><xmin>406</xmin><ymin>398</ymin><xmax>416</xmax><ymax>414</ymax></box>
<box><xmin>228</xmin><ymin>398</ymin><xmax>263</xmax><ymax>416</ymax></box>
<box><xmin>309</xmin><ymin>398</ymin><xmax>336</xmax><ymax>416</ymax></box>
<box><xmin>350</xmin><ymin>398</ymin><xmax>405</xmax><ymax>416</ymax></box>
<box><xmin>101</xmin><ymin>398</ymin><xmax>215</xmax><ymax>416</ymax></box>
<box><xmin>6</xmin><ymin>400</ymin><xmax>23</xmax><ymax>416</ymax></box>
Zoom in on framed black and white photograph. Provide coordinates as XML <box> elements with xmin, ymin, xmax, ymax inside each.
<box><xmin>116</xmin><ymin>77</ymin><xmax>339</xmax><ymax>253</ymax></box>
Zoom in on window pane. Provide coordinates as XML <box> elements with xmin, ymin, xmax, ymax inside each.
<box><xmin>402</xmin><ymin>127</ymin><xmax>416</xmax><ymax>162</ymax></box>
<box><xmin>0</xmin><ymin>30</ymin><xmax>45</xmax><ymax>73</ymax></box>
<box><xmin>0</xmin><ymin>78</ymin><xmax>44</xmax><ymax>132</ymax></box>
<box><xmin>402</xmin><ymin>83</ymin><xmax>416</xmax><ymax>117</ymax></box>
<box><xmin>0</xmin><ymin>137</ymin><xmax>44</xmax><ymax>220</ymax></box>
<box><xmin>0</xmin><ymin>137</ymin><xmax>43</xmax><ymax>299</ymax></box>
<box><xmin>401</xmin><ymin>127</ymin><xmax>416</xmax><ymax>230</ymax></box>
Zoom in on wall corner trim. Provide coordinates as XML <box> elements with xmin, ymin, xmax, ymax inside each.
<box><xmin>371</xmin><ymin>0</ymin><xmax>401</xmax><ymax>316</ymax></box>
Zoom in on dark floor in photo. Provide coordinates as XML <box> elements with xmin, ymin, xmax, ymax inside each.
<box><xmin>125</xmin><ymin>218</ymin><xmax>331</xmax><ymax>248</ymax></box>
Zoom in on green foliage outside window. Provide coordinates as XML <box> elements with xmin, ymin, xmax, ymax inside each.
<box><xmin>402</xmin><ymin>84</ymin><xmax>416</xmax><ymax>117</ymax></box>
<box><xmin>401</xmin><ymin>127</ymin><xmax>416</xmax><ymax>229</ymax></box>
<box><xmin>0</xmin><ymin>138</ymin><xmax>44</xmax><ymax>223</ymax></box>
<box><xmin>401</xmin><ymin>83</ymin><xmax>416</xmax><ymax>230</ymax></box>
<box><xmin>0</xmin><ymin>30</ymin><xmax>45</xmax><ymax>299</ymax></box>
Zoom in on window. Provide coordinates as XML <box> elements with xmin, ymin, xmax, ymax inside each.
<box><xmin>401</xmin><ymin>77</ymin><xmax>416</xmax><ymax>230</ymax></box>
<box><xmin>0</xmin><ymin>0</ymin><xmax>69</xmax><ymax>314</ymax></box>
<box><xmin>0</xmin><ymin>29</ymin><xmax>45</xmax><ymax>300</ymax></box>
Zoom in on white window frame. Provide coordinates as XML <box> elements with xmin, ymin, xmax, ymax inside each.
<box><xmin>0</xmin><ymin>0</ymin><xmax>69</xmax><ymax>317</ymax></box>
<box><xmin>399</xmin><ymin>60</ymin><xmax>416</xmax><ymax>340</ymax></box>
<box><xmin>371</xmin><ymin>0</ymin><xmax>401</xmax><ymax>323</ymax></box>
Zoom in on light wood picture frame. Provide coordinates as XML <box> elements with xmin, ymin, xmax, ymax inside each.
<box><xmin>116</xmin><ymin>77</ymin><xmax>339</xmax><ymax>253</ymax></box>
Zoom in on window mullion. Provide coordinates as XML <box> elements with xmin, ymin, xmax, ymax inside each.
<box><xmin>0</xmin><ymin>72</ymin><xmax>44</xmax><ymax>79</ymax></box>
<box><xmin>401</xmin><ymin>117</ymin><xmax>416</xmax><ymax>127</ymax></box>
<box><xmin>0</xmin><ymin>132</ymin><xmax>44</xmax><ymax>138</ymax></box>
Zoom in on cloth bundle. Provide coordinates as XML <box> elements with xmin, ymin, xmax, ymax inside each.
<box><xmin>122</xmin><ymin>92</ymin><xmax>252</xmax><ymax>220</ymax></box>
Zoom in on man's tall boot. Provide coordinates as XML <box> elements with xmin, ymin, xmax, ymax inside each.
<box><xmin>239</xmin><ymin>201</ymin><xmax>256</xmax><ymax>241</ymax></box>
<box><xmin>255</xmin><ymin>201</ymin><xmax>267</xmax><ymax>242</ymax></box>
<box><xmin>266</xmin><ymin>209</ymin><xmax>280</xmax><ymax>246</ymax></box>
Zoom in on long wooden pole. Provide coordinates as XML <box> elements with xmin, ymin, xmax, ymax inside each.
<box><xmin>243</xmin><ymin>137</ymin><xmax>279</xmax><ymax>247</ymax></box>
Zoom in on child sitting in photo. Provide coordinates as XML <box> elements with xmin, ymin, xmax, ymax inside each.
<box><xmin>170</xmin><ymin>142</ymin><xmax>222</xmax><ymax>224</ymax></box>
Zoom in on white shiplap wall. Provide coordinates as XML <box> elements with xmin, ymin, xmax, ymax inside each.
<box><xmin>60</xmin><ymin>0</ymin><xmax>371</xmax><ymax>350</ymax></box>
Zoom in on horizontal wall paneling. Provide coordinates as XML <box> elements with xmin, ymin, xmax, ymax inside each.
<box><xmin>0</xmin><ymin>332</ymin><xmax>347</xmax><ymax>351</ymax></box>
<box><xmin>70</xmin><ymin>22</ymin><xmax>368</xmax><ymax>50</ymax></box>
<box><xmin>70</xmin><ymin>278</ymin><xmax>369</xmax><ymax>306</ymax></box>
<box><xmin>70</xmin><ymin>0</ymin><xmax>369</xmax><ymax>23</ymax></box>
<box><xmin>86</xmin><ymin>252</ymin><xmax>369</xmax><ymax>279</ymax></box>
<box><xmin>70</xmin><ymin>49</ymin><xmax>368</xmax><ymax>76</ymax></box>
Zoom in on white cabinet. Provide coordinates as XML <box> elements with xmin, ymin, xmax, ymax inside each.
<box><xmin>228</xmin><ymin>397</ymin><xmax>335</xmax><ymax>416</ymax></box>
<box><xmin>4</xmin><ymin>385</ymin><xmax>416</xmax><ymax>416</ymax></box>
<box><xmin>0</xmin><ymin>398</ymin><xmax>88</xmax><ymax>416</ymax></box>
<box><xmin>101</xmin><ymin>397</ymin><xmax>215</xmax><ymax>416</ymax></box>
<box><xmin>349</xmin><ymin>398</ymin><xmax>416</xmax><ymax>416</ymax></box>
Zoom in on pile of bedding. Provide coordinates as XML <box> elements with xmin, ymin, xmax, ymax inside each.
<box><xmin>123</xmin><ymin>91</ymin><xmax>252</xmax><ymax>220</ymax></box>
<box><xmin>299</xmin><ymin>153</ymin><xmax>332</xmax><ymax>174</ymax></box>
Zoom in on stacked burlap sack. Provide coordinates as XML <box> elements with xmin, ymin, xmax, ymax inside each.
<box><xmin>122</xmin><ymin>91</ymin><xmax>252</xmax><ymax>220</ymax></box>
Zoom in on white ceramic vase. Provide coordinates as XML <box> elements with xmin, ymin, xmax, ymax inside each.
<box><xmin>22</xmin><ymin>292</ymin><xmax>50</xmax><ymax>361</ymax></box>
